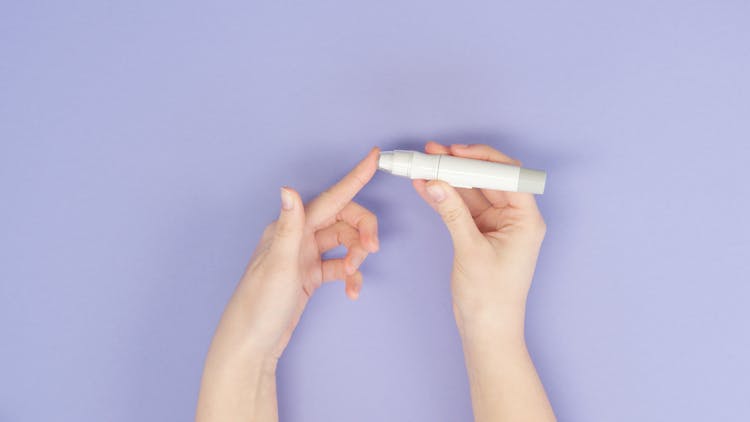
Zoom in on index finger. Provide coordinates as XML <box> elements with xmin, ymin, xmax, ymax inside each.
<box><xmin>306</xmin><ymin>147</ymin><xmax>380</xmax><ymax>228</ymax></box>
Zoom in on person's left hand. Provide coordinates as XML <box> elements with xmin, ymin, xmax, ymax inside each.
<box><xmin>208</xmin><ymin>148</ymin><xmax>381</xmax><ymax>366</ymax></box>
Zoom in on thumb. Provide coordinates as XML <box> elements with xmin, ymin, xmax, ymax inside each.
<box><xmin>414</xmin><ymin>180</ymin><xmax>482</xmax><ymax>248</ymax></box>
<box><xmin>271</xmin><ymin>187</ymin><xmax>305</xmax><ymax>256</ymax></box>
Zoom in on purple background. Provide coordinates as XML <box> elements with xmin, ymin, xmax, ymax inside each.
<box><xmin>2</xmin><ymin>1</ymin><xmax>749</xmax><ymax>421</ymax></box>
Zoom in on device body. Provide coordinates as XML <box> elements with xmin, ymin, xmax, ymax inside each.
<box><xmin>378</xmin><ymin>150</ymin><xmax>546</xmax><ymax>194</ymax></box>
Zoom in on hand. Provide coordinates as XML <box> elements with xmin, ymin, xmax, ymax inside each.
<box><xmin>412</xmin><ymin>142</ymin><xmax>554</xmax><ymax>422</ymax></box>
<box><xmin>224</xmin><ymin>147</ymin><xmax>380</xmax><ymax>362</ymax></box>
<box><xmin>412</xmin><ymin>142</ymin><xmax>546</xmax><ymax>339</ymax></box>
<box><xmin>197</xmin><ymin>148</ymin><xmax>380</xmax><ymax>422</ymax></box>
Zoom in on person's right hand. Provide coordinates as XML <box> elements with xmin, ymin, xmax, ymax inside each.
<box><xmin>412</xmin><ymin>142</ymin><xmax>547</xmax><ymax>340</ymax></box>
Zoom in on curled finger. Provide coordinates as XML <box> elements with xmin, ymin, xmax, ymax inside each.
<box><xmin>337</xmin><ymin>201</ymin><xmax>379</xmax><ymax>252</ymax></box>
<box><xmin>320</xmin><ymin>258</ymin><xmax>364</xmax><ymax>300</ymax></box>
<box><xmin>315</xmin><ymin>221</ymin><xmax>371</xmax><ymax>275</ymax></box>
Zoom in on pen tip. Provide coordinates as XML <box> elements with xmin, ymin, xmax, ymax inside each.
<box><xmin>377</xmin><ymin>151</ymin><xmax>394</xmax><ymax>172</ymax></box>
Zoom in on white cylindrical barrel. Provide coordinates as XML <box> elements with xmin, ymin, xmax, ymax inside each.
<box><xmin>378</xmin><ymin>150</ymin><xmax>546</xmax><ymax>194</ymax></box>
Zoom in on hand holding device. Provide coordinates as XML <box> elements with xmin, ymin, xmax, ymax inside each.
<box><xmin>411</xmin><ymin>142</ymin><xmax>555</xmax><ymax>422</ymax></box>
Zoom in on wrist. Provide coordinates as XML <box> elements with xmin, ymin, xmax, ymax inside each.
<box><xmin>454</xmin><ymin>302</ymin><xmax>527</xmax><ymax>347</ymax></box>
<box><xmin>205</xmin><ymin>339</ymin><xmax>279</xmax><ymax>377</ymax></box>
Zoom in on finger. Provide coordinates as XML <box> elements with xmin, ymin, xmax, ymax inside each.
<box><xmin>321</xmin><ymin>258</ymin><xmax>349</xmax><ymax>281</ymax></box>
<box><xmin>449</xmin><ymin>143</ymin><xmax>521</xmax><ymax>166</ymax></box>
<box><xmin>306</xmin><ymin>147</ymin><xmax>380</xmax><ymax>229</ymax></box>
<box><xmin>337</xmin><ymin>201</ymin><xmax>379</xmax><ymax>252</ymax></box>
<box><xmin>315</xmin><ymin>221</ymin><xmax>370</xmax><ymax>275</ymax></box>
<box><xmin>315</xmin><ymin>221</ymin><xmax>360</xmax><ymax>252</ymax></box>
<box><xmin>321</xmin><ymin>259</ymin><xmax>364</xmax><ymax>300</ymax></box>
<box><xmin>412</xmin><ymin>179</ymin><xmax>484</xmax><ymax>249</ymax></box>
<box><xmin>449</xmin><ymin>144</ymin><xmax>538</xmax><ymax>210</ymax></box>
<box><xmin>425</xmin><ymin>140</ymin><xmax>450</xmax><ymax>154</ymax></box>
<box><xmin>344</xmin><ymin>243</ymin><xmax>369</xmax><ymax>276</ymax></box>
<box><xmin>426</xmin><ymin>142</ymin><xmax>491</xmax><ymax>217</ymax></box>
<box><xmin>345</xmin><ymin>270</ymin><xmax>363</xmax><ymax>300</ymax></box>
<box><xmin>270</xmin><ymin>187</ymin><xmax>305</xmax><ymax>257</ymax></box>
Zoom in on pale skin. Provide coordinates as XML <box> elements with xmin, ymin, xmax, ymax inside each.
<box><xmin>196</xmin><ymin>143</ymin><xmax>556</xmax><ymax>422</ymax></box>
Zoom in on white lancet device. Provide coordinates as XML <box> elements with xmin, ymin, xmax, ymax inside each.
<box><xmin>378</xmin><ymin>150</ymin><xmax>546</xmax><ymax>194</ymax></box>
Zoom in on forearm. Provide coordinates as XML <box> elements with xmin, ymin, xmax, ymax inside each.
<box><xmin>196</xmin><ymin>345</ymin><xmax>278</xmax><ymax>422</ymax></box>
<box><xmin>196</xmin><ymin>302</ymin><xmax>280</xmax><ymax>422</ymax></box>
<box><xmin>459</xmin><ymin>308</ymin><xmax>555</xmax><ymax>422</ymax></box>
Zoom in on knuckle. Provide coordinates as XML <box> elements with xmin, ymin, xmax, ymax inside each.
<box><xmin>349</xmin><ymin>167</ymin><xmax>372</xmax><ymax>190</ymax></box>
<box><xmin>441</xmin><ymin>206</ymin><xmax>465</xmax><ymax>225</ymax></box>
<box><xmin>274</xmin><ymin>221</ymin><xmax>296</xmax><ymax>238</ymax></box>
<box><xmin>528</xmin><ymin>216</ymin><xmax>547</xmax><ymax>237</ymax></box>
<box><xmin>334</xmin><ymin>227</ymin><xmax>344</xmax><ymax>244</ymax></box>
<box><xmin>363</xmin><ymin>212</ymin><xmax>378</xmax><ymax>227</ymax></box>
<box><xmin>347</xmin><ymin>229</ymin><xmax>361</xmax><ymax>244</ymax></box>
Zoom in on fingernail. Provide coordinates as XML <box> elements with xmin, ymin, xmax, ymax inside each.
<box><xmin>364</xmin><ymin>234</ymin><xmax>379</xmax><ymax>252</ymax></box>
<box><xmin>280</xmin><ymin>187</ymin><xmax>294</xmax><ymax>210</ymax></box>
<box><xmin>426</xmin><ymin>184</ymin><xmax>446</xmax><ymax>203</ymax></box>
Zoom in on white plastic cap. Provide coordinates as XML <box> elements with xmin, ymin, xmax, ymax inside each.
<box><xmin>377</xmin><ymin>150</ymin><xmax>417</xmax><ymax>177</ymax></box>
<box><xmin>378</xmin><ymin>151</ymin><xmax>394</xmax><ymax>173</ymax></box>
<box><xmin>517</xmin><ymin>168</ymin><xmax>546</xmax><ymax>194</ymax></box>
